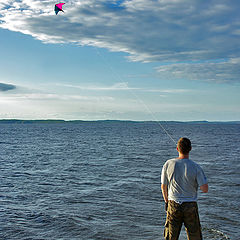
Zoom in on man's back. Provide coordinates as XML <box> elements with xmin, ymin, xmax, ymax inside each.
<box><xmin>161</xmin><ymin>158</ymin><xmax>207</xmax><ymax>203</ymax></box>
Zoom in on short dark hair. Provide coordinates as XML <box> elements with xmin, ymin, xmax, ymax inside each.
<box><xmin>177</xmin><ymin>137</ymin><xmax>191</xmax><ymax>154</ymax></box>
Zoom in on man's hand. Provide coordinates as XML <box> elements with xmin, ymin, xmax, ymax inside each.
<box><xmin>161</xmin><ymin>184</ymin><xmax>168</xmax><ymax>203</ymax></box>
<box><xmin>200</xmin><ymin>183</ymin><xmax>208</xmax><ymax>193</ymax></box>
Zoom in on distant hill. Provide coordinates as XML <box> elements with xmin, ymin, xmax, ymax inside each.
<box><xmin>0</xmin><ymin>119</ymin><xmax>66</xmax><ymax>124</ymax></box>
<box><xmin>0</xmin><ymin>119</ymin><xmax>239</xmax><ymax>124</ymax></box>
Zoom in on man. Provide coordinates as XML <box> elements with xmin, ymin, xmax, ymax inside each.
<box><xmin>161</xmin><ymin>137</ymin><xmax>208</xmax><ymax>240</ymax></box>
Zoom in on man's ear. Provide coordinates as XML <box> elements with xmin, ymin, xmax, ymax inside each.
<box><xmin>176</xmin><ymin>146</ymin><xmax>179</xmax><ymax>152</ymax></box>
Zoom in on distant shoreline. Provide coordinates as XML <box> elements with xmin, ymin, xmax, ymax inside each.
<box><xmin>0</xmin><ymin>119</ymin><xmax>239</xmax><ymax>124</ymax></box>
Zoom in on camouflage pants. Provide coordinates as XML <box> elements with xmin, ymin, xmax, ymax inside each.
<box><xmin>164</xmin><ymin>201</ymin><xmax>202</xmax><ymax>240</ymax></box>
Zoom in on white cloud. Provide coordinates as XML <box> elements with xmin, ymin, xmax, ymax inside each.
<box><xmin>156</xmin><ymin>58</ymin><xmax>240</xmax><ymax>83</ymax></box>
<box><xmin>0</xmin><ymin>92</ymin><xmax>114</xmax><ymax>101</ymax></box>
<box><xmin>0</xmin><ymin>82</ymin><xmax>197</xmax><ymax>120</ymax></box>
<box><xmin>0</xmin><ymin>0</ymin><xmax>240</xmax><ymax>83</ymax></box>
<box><xmin>55</xmin><ymin>82</ymin><xmax>139</xmax><ymax>91</ymax></box>
<box><xmin>54</xmin><ymin>82</ymin><xmax>191</xmax><ymax>94</ymax></box>
<box><xmin>0</xmin><ymin>92</ymin><xmax>203</xmax><ymax>120</ymax></box>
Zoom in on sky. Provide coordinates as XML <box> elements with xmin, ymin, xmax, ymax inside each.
<box><xmin>0</xmin><ymin>0</ymin><xmax>239</xmax><ymax>121</ymax></box>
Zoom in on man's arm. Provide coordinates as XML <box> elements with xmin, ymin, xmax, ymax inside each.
<box><xmin>200</xmin><ymin>183</ymin><xmax>208</xmax><ymax>193</ymax></box>
<box><xmin>161</xmin><ymin>184</ymin><xmax>168</xmax><ymax>202</ymax></box>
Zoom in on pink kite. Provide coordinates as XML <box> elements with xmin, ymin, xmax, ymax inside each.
<box><xmin>55</xmin><ymin>3</ymin><xmax>65</xmax><ymax>15</ymax></box>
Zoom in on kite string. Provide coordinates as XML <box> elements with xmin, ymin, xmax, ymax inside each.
<box><xmin>94</xmin><ymin>47</ymin><xmax>177</xmax><ymax>146</ymax></box>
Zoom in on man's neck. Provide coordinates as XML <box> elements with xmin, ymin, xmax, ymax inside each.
<box><xmin>177</xmin><ymin>153</ymin><xmax>189</xmax><ymax>159</ymax></box>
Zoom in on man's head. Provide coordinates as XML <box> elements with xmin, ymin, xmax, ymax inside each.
<box><xmin>177</xmin><ymin>137</ymin><xmax>192</xmax><ymax>154</ymax></box>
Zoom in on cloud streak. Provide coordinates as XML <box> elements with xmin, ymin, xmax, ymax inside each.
<box><xmin>0</xmin><ymin>92</ymin><xmax>114</xmax><ymax>102</ymax></box>
<box><xmin>54</xmin><ymin>82</ymin><xmax>191</xmax><ymax>93</ymax></box>
<box><xmin>56</xmin><ymin>82</ymin><xmax>140</xmax><ymax>91</ymax></box>
<box><xmin>0</xmin><ymin>0</ymin><xmax>240</xmax><ymax>83</ymax></box>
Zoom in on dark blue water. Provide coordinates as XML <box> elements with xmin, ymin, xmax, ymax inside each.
<box><xmin>0</xmin><ymin>122</ymin><xmax>239</xmax><ymax>240</ymax></box>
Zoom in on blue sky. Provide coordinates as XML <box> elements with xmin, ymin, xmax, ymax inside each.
<box><xmin>0</xmin><ymin>0</ymin><xmax>239</xmax><ymax>121</ymax></box>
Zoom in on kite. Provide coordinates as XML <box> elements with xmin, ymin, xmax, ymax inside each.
<box><xmin>55</xmin><ymin>3</ymin><xmax>65</xmax><ymax>15</ymax></box>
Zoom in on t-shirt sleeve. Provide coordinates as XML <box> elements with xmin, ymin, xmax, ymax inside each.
<box><xmin>161</xmin><ymin>163</ymin><xmax>168</xmax><ymax>185</ymax></box>
<box><xmin>196</xmin><ymin>165</ymin><xmax>208</xmax><ymax>187</ymax></box>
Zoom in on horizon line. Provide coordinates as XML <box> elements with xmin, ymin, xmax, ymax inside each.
<box><xmin>0</xmin><ymin>119</ymin><xmax>239</xmax><ymax>123</ymax></box>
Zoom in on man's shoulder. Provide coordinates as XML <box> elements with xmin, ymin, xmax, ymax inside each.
<box><xmin>187</xmin><ymin>159</ymin><xmax>204</xmax><ymax>171</ymax></box>
<box><xmin>164</xmin><ymin>158</ymin><xmax>178</xmax><ymax>166</ymax></box>
<box><xmin>166</xmin><ymin>158</ymin><xmax>177</xmax><ymax>162</ymax></box>
<box><xmin>188</xmin><ymin>159</ymin><xmax>201</xmax><ymax>166</ymax></box>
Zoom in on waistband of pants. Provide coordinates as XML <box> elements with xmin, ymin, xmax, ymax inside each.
<box><xmin>169</xmin><ymin>200</ymin><xmax>197</xmax><ymax>205</ymax></box>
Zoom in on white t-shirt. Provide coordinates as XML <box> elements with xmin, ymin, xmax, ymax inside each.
<box><xmin>161</xmin><ymin>158</ymin><xmax>207</xmax><ymax>203</ymax></box>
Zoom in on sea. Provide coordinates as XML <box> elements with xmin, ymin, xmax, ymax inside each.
<box><xmin>0</xmin><ymin>121</ymin><xmax>239</xmax><ymax>240</ymax></box>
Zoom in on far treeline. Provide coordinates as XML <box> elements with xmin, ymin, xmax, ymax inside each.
<box><xmin>0</xmin><ymin>120</ymin><xmax>239</xmax><ymax>124</ymax></box>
